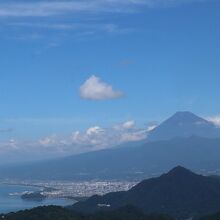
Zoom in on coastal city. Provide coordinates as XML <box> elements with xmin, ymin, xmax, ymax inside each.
<box><xmin>1</xmin><ymin>180</ymin><xmax>138</xmax><ymax>200</ymax></box>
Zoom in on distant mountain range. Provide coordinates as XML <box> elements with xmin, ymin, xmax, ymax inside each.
<box><xmin>72</xmin><ymin>166</ymin><xmax>220</xmax><ymax>219</ymax></box>
<box><xmin>1</xmin><ymin>111</ymin><xmax>220</xmax><ymax>180</ymax></box>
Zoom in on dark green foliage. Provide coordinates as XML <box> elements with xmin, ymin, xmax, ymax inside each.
<box><xmin>0</xmin><ymin>205</ymin><xmax>173</xmax><ymax>220</ymax></box>
<box><xmin>85</xmin><ymin>206</ymin><xmax>173</xmax><ymax>220</ymax></box>
<box><xmin>200</xmin><ymin>212</ymin><xmax>220</xmax><ymax>220</ymax></box>
<box><xmin>0</xmin><ymin>206</ymin><xmax>81</xmax><ymax>220</ymax></box>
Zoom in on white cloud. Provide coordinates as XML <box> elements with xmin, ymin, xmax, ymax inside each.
<box><xmin>67</xmin><ymin>122</ymin><xmax>148</xmax><ymax>150</ymax></box>
<box><xmin>0</xmin><ymin>1</ymin><xmax>151</xmax><ymax>18</ymax></box>
<box><xmin>80</xmin><ymin>75</ymin><xmax>124</xmax><ymax>100</ymax></box>
<box><xmin>6</xmin><ymin>22</ymin><xmax>134</xmax><ymax>42</ymax></box>
<box><xmin>120</xmin><ymin>130</ymin><xmax>148</xmax><ymax>142</ymax></box>
<box><xmin>8</xmin><ymin>139</ymin><xmax>18</xmax><ymax>149</ymax></box>
<box><xmin>0</xmin><ymin>120</ymin><xmax>150</xmax><ymax>162</ymax></box>
<box><xmin>0</xmin><ymin>0</ymin><xmax>207</xmax><ymax>18</ymax></box>
<box><xmin>86</xmin><ymin>126</ymin><xmax>105</xmax><ymax>135</ymax></box>
<box><xmin>147</xmin><ymin>124</ymin><xmax>157</xmax><ymax>131</ymax></box>
<box><xmin>0</xmin><ymin>0</ymin><xmax>207</xmax><ymax>42</ymax></box>
<box><xmin>0</xmin><ymin>1</ymin><xmax>145</xmax><ymax>17</ymax></box>
<box><xmin>9</xmin><ymin>22</ymin><xmax>132</xmax><ymax>33</ymax></box>
<box><xmin>122</xmin><ymin>120</ymin><xmax>136</xmax><ymax>129</ymax></box>
<box><xmin>206</xmin><ymin>116</ymin><xmax>220</xmax><ymax>127</ymax></box>
<box><xmin>114</xmin><ymin>120</ymin><xmax>136</xmax><ymax>130</ymax></box>
<box><xmin>39</xmin><ymin>135</ymin><xmax>58</xmax><ymax>147</ymax></box>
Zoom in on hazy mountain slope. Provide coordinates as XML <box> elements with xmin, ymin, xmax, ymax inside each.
<box><xmin>72</xmin><ymin>167</ymin><xmax>220</xmax><ymax>219</ymax></box>
<box><xmin>1</xmin><ymin>136</ymin><xmax>220</xmax><ymax>180</ymax></box>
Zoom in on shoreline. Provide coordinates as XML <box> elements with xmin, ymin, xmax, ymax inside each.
<box><xmin>0</xmin><ymin>182</ymin><xmax>56</xmax><ymax>191</ymax></box>
<box><xmin>0</xmin><ymin>182</ymin><xmax>82</xmax><ymax>202</ymax></box>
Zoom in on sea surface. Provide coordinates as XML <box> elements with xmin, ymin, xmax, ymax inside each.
<box><xmin>0</xmin><ymin>183</ymin><xmax>75</xmax><ymax>214</ymax></box>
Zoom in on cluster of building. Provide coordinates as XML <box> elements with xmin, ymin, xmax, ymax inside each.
<box><xmin>4</xmin><ymin>180</ymin><xmax>138</xmax><ymax>199</ymax></box>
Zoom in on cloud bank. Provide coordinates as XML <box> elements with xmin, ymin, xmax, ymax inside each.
<box><xmin>37</xmin><ymin>121</ymin><xmax>149</xmax><ymax>151</ymax></box>
<box><xmin>0</xmin><ymin>120</ymin><xmax>156</xmax><ymax>162</ymax></box>
<box><xmin>206</xmin><ymin>116</ymin><xmax>220</xmax><ymax>127</ymax></box>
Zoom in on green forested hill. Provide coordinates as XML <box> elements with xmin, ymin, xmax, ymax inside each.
<box><xmin>200</xmin><ymin>212</ymin><xmax>220</xmax><ymax>220</ymax></box>
<box><xmin>0</xmin><ymin>205</ymin><xmax>173</xmax><ymax>220</ymax></box>
<box><xmin>72</xmin><ymin>166</ymin><xmax>220</xmax><ymax>219</ymax></box>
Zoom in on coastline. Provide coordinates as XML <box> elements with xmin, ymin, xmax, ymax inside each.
<box><xmin>0</xmin><ymin>182</ymin><xmax>81</xmax><ymax>203</ymax></box>
<box><xmin>0</xmin><ymin>183</ymin><xmax>76</xmax><ymax>214</ymax></box>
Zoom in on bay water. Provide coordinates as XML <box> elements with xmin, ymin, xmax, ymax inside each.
<box><xmin>0</xmin><ymin>183</ymin><xmax>75</xmax><ymax>214</ymax></box>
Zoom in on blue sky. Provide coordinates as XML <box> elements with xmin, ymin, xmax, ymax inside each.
<box><xmin>0</xmin><ymin>0</ymin><xmax>220</xmax><ymax>162</ymax></box>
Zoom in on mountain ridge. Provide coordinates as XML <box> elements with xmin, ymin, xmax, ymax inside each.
<box><xmin>72</xmin><ymin>166</ymin><xmax>220</xmax><ymax>219</ymax></box>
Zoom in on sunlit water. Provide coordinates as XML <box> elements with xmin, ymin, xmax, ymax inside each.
<box><xmin>0</xmin><ymin>184</ymin><xmax>75</xmax><ymax>214</ymax></box>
